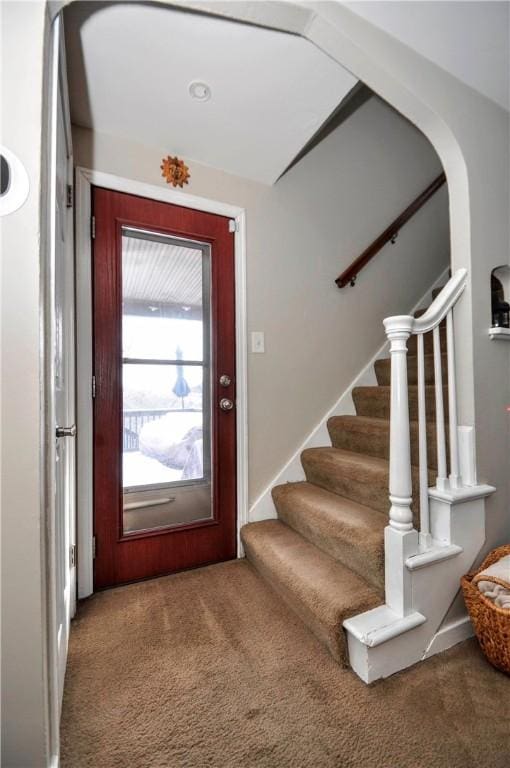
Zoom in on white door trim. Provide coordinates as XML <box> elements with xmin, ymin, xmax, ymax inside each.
<box><xmin>75</xmin><ymin>167</ymin><xmax>248</xmax><ymax>598</ymax></box>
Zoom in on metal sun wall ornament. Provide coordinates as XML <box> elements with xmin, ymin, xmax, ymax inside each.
<box><xmin>160</xmin><ymin>155</ymin><xmax>190</xmax><ymax>188</ymax></box>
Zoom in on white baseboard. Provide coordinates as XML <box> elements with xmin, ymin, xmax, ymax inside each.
<box><xmin>248</xmin><ymin>265</ymin><xmax>450</xmax><ymax>523</ymax></box>
<box><xmin>423</xmin><ymin>613</ymin><xmax>474</xmax><ymax>659</ymax></box>
<box><xmin>247</xmin><ymin>345</ymin><xmax>380</xmax><ymax>521</ymax></box>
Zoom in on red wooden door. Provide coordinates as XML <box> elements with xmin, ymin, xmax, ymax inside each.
<box><xmin>92</xmin><ymin>187</ymin><xmax>236</xmax><ymax>588</ymax></box>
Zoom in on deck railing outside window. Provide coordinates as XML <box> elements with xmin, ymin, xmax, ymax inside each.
<box><xmin>123</xmin><ymin>408</ymin><xmax>200</xmax><ymax>452</ymax></box>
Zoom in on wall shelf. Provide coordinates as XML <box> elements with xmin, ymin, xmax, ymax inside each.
<box><xmin>488</xmin><ymin>326</ymin><xmax>510</xmax><ymax>341</ymax></box>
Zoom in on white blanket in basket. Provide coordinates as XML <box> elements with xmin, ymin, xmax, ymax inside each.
<box><xmin>473</xmin><ymin>554</ymin><xmax>510</xmax><ymax>610</ymax></box>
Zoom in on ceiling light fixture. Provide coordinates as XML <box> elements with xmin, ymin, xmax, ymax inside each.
<box><xmin>189</xmin><ymin>81</ymin><xmax>211</xmax><ymax>102</ymax></box>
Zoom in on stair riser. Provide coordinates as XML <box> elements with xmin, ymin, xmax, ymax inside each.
<box><xmin>241</xmin><ymin>520</ymin><xmax>382</xmax><ymax>666</ymax></box>
<box><xmin>353</xmin><ymin>386</ymin><xmax>449</xmax><ymax>421</ymax></box>
<box><xmin>374</xmin><ymin>354</ymin><xmax>447</xmax><ymax>386</ymax></box>
<box><xmin>272</xmin><ymin>489</ymin><xmax>385</xmax><ymax>594</ymax></box>
<box><xmin>301</xmin><ymin>452</ymin><xmax>425</xmax><ymax>526</ymax></box>
<box><xmin>328</xmin><ymin>420</ymin><xmax>447</xmax><ymax>470</ymax></box>
<box><xmin>242</xmin><ymin>535</ymin><xmax>342</xmax><ymax>662</ymax></box>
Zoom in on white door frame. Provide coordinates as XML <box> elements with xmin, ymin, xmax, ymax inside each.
<box><xmin>43</xmin><ymin>13</ymin><xmax>76</xmax><ymax>764</ymax></box>
<box><xmin>51</xmin><ymin>11</ymin><xmax>76</xmax><ymax>705</ymax></box>
<box><xmin>75</xmin><ymin>167</ymin><xmax>248</xmax><ymax>598</ymax></box>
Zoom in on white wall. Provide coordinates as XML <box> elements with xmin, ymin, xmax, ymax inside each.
<box><xmin>1</xmin><ymin>3</ymin><xmax>55</xmax><ymax>767</ymax></box>
<box><xmin>344</xmin><ymin>1</ymin><xmax>510</xmax><ymax>111</ymax></box>
<box><xmin>72</xmin><ymin>93</ymin><xmax>449</xmax><ymax>506</ymax></box>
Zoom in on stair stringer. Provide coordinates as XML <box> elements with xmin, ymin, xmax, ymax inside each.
<box><xmin>343</xmin><ymin>484</ymin><xmax>495</xmax><ymax>683</ymax></box>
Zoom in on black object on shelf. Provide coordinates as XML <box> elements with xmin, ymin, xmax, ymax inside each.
<box><xmin>492</xmin><ymin>301</ymin><xmax>510</xmax><ymax>329</ymax></box>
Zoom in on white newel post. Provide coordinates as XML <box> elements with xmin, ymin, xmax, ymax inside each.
<box><xmin>383</xmin><ymin>316</ymin><xmax>419</xmax><ymax>617</ymax></box>
<box><xmin>384</xmin><ymin>316</ymin><xmax>414</xmax><ymax>532</ymax></box>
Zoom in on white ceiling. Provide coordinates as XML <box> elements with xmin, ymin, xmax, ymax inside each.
<box><xmin>65</xmin><ymin>3</ymin><xmax>358</xmax><ymax>184</ymax></box>
<box><xmin>344</xmin><ymin>1</ymin><xmax>510</xmax><ymax>112</ymax></box>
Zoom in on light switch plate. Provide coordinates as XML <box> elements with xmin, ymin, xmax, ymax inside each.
<box><xmin>251</xmin><ymin>331</ymin><xmax>265</xmax><ymax>353</ymax></box>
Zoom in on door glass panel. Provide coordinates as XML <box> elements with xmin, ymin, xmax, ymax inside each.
<box><xmin>123</xmin><ymin>314</ymin><xmax>204</xmax><ymax>362</ymax></box>
<box><xmin>123</xmin><ymin>364</ymin><xmax>205</xmax><ymax>487</ymax></box>
<box><xmin>122</xmin><ymin>230</ymin><xmax>204</xmax><ymax>361</ymax></box>
<box><xmin>121</xmin><ymin>228</ymin><xmax>211</xmax><ymax>535</ymax></box>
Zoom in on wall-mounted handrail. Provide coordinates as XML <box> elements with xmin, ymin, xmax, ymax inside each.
<box><xmin>336</xmin><ymin>172</ymin><xmax>446</xmax><ymax>288</ymax></box>
<box><xmin>383</xmin><ymin>268</ymin><xmax>467</xmax><ymax>551</ymax></box>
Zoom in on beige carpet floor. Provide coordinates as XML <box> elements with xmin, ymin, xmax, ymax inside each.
<box><xmin>61</xmin><ymin>560</ymin><xmax>509</xmax><ymax>768</ymax></box>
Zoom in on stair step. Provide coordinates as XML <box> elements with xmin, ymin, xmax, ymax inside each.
<box><xmin>241</xmin><ymin>519</ymin><xmax>381</xmax><ymax>665</ymax></box>
<box><xmin>374</xmin><ymin>352</ymin><xmax>447</xmax><ymax>386</ymax></box>
<box><xmin>352</xmin><ymin>385</ymin><xmax>449</xmax><ymax>421</ymax></box>
<box><xmin>407</xmin><ymin>325</ymin><xmax>447</xmax><ymax>354</ymax></box>
<box><xmin>301</xmin><ymin>447</ymin><xmax>431</xmax><ymax>525</ymax></box>
<box><xmin>328</xmin><ymin>415</ymin><xmax>445</xmax><ymax>470</ymax></box>
<box><xmin>272</xmin><ymin>482</ymin><xmax>386</xmax><ymax>593</ymax></box>
<box><xmin>432</xmin><ymin>285</ymin><xmax>445</xmax><ymax>300</ymax></box>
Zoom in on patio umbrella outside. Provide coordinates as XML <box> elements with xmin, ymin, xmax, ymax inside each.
<box><xmin>172</xmin><ymin>345</ymin><xmax>190</xmax><ymax>409</ymax></box>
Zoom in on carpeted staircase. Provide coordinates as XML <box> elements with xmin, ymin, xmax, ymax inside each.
<box><xmin>242</xmin><ymin>291</ymin><xmax>447</xmax><ymax>666</ymax></box>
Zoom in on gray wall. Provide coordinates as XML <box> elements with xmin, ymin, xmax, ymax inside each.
<box><xmin>73</xmin><ymin>94</ymin><xmax>450</xmax><ymax>505</ymax></box>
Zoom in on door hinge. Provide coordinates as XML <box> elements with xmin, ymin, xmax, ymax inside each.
<box><xmin>91</xmin><ymin>215</ymin><xmax>96</xmax><ymax>239</ymax></box>
<box><xmin>228</xmin><ymin>219</ymin><xmax>239</xmax><ymax>233</ymax></box>
<box><xmin>91</xmin><ymin>375</ymin><xmax>96</xmax><ymax>399</ymax></box>
<box><xmin>92</xmin><ymin>536</ymin><xmax>97</xmax><ymax>559</ymax></box>
<box><xmin>66</xmin><ymin>184</ymin><xmax>73</xmax><ymax>208</ymax></box>
<box><xmin>70</xmin><ymin>544</ymin><xmax>76</xmax><ymax>568</ymax></box>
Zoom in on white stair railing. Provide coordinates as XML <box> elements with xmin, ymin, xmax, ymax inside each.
<box><xmin>344</xmin><ymin>268</ymin><xmax>495</xmax><ymax>682</ymax></box>
<box><xmin>383</xmin><ymin>269</ymin><xmax>468</xmax><ymax>556</ymax></box>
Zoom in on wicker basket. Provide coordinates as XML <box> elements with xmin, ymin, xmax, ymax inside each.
<box><xmin>461</xmin><ymin>544</ymin><xmax>510</xmax><ymax>675</ymax></box>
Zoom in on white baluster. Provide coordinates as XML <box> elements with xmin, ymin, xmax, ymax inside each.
<box><xmin>433</xmin><ymin>325</ymin><xmax>448</xmax><ymax>491</ymax></box>
<box><xmin>446</xmin><ymin>310</ymin><xmax>461</xmax><ymax>488</ymax></box>
<box><xmin>417</xmin><ymin>333</ymin><xmax>431</xmax><ymax>548</ymax></box>
<box><xmin>383</xmin><ymin>317</ymin><xmax>414</xmax><ymax>531</ymax></box>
